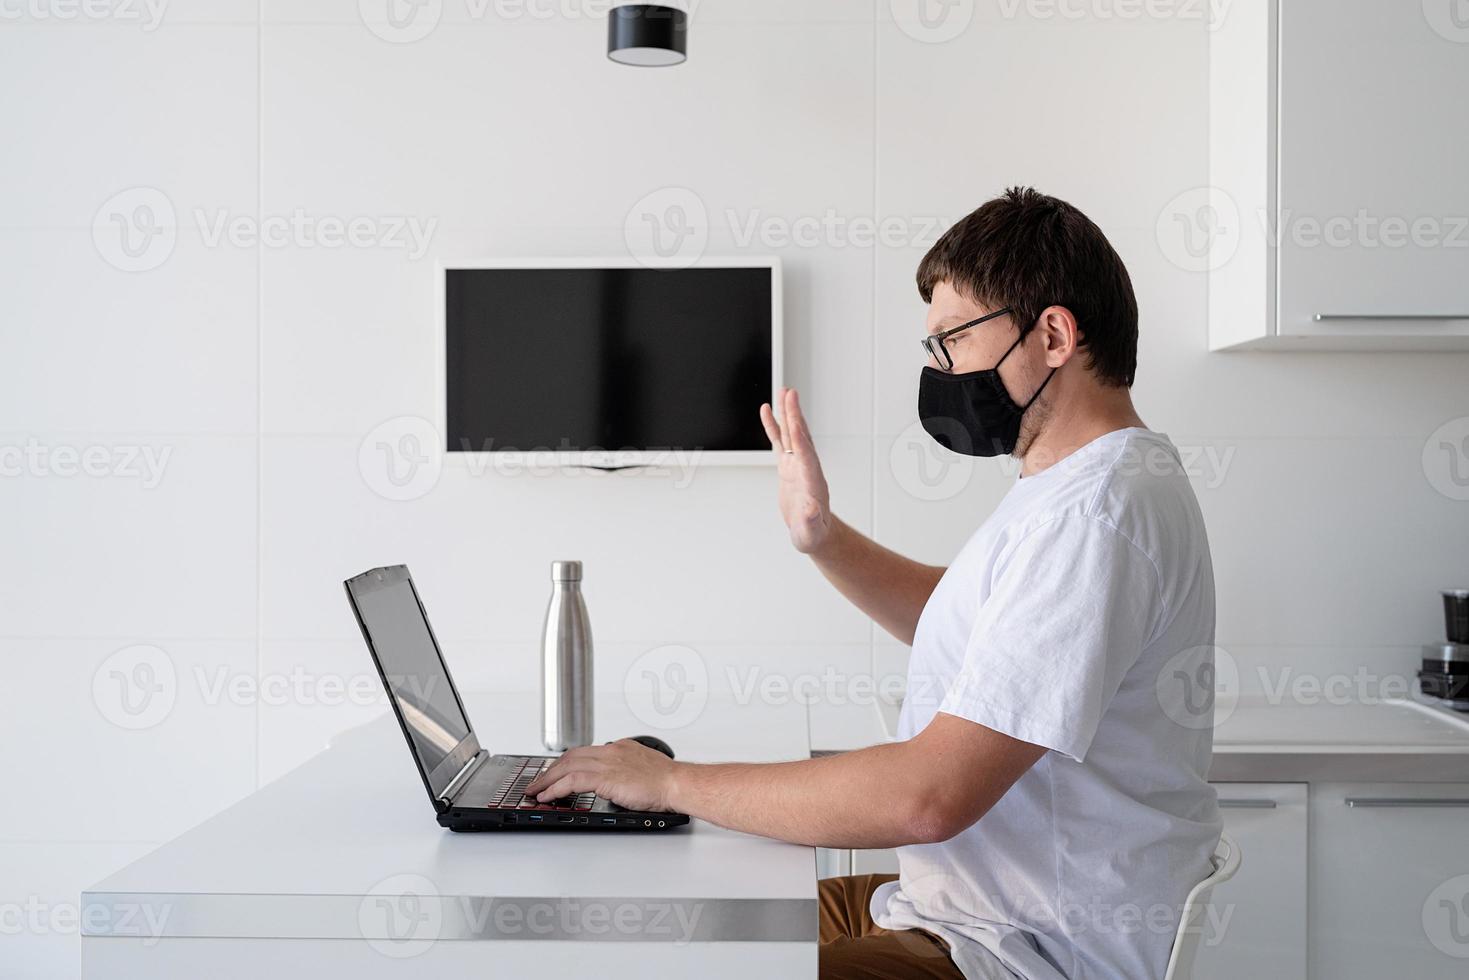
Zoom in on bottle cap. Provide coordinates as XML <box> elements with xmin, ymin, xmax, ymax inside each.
<box><xmin>551</xmin><ymin>560</ymin><xmax>583</xmax><ymax>582</ymax></box>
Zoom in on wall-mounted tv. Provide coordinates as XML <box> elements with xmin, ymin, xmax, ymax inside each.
<box><xmin>438</xmin><ymin>257</ymin><xmax>782</xmax><ymax>468</ymax></box>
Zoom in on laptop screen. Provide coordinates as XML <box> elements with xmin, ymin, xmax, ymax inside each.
<box><xmin>349</xmin><ymin>570</ymin><xmax>471</xmax><ymax>779</ymax></box>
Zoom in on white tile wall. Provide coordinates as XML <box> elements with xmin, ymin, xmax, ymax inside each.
<box><xmin>5</xmin><ymin>3</ymin><xmax>1468</xmax><ymax>976</ymax></box>
<box><xmin>0</xmin><ymin>637</ymin><xmax>257</xmax><ymax>842</ymax></box>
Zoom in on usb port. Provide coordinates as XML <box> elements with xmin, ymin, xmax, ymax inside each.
<box><xmin>601</xmin><ymin>817</ymin><xmax>616</xmax><ymax>825</ymax></box>
<box><xmin>528</xmin><ymin>814</ymin><xmax>544</xmax><ymax>822</ymax></box>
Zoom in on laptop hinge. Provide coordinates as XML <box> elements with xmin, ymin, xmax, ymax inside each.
<box><xmin>437</xmin><ymin>751</ymin><xmax>486</xmax><ymax>809</ymax></box>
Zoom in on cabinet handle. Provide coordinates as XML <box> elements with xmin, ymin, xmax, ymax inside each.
<box><xmin>1344</xmin><ymin>798</ymin><xmax>1469</xmax><ymax>808</ymax></box>
<box><xmin>1218</xmin><ymin>798</ymin><xmax>1278</xmax><ymax>809</ymax></box>
<box><xmin>1313</xmin><ymin>313</ymin><xmax>1469</xmax><ymax>322</ymax></box>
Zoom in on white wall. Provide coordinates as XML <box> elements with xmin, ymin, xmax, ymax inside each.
<box><xmin>3</xmin><ymin>2</ymin><xmax>1467</xmax><ymax>975</ymax></box>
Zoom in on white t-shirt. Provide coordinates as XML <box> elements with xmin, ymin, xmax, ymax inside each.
<box><xmin>872</xmin><ymin>427</ymin><xmax>1222</xmax><ymax>980</ymax></box>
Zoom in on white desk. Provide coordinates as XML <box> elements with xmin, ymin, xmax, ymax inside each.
<box><xmin>82</xmin><ymin>693</ymin><xmax>818</xmax><ymax>978</ymax></box>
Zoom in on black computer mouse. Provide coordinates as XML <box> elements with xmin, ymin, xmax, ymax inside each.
<box><xmin>626</xmin><ymin>734</ymin><xmax>675</xmax><ymax>759</ymax></box>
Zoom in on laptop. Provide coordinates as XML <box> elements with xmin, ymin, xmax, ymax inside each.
<box><xmin>344</xmin><ymin>564</ymin><xmax>689</xmax><ymax>832</ymax></box>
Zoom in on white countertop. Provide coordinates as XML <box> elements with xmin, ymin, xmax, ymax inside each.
<box><xmin>1214</xmin><ymin>696</ymin><xmax>1469</xmax><ymax>752</ymax></box>
<box><xmin>809</xmin><ymin>695</ymin><xmax>1469</xmax><ymax>782</ymax></box>
<box><xmin>83</xmin><ymin>692</ymin><xmax>817</xmax><ymax>943</ymax></box>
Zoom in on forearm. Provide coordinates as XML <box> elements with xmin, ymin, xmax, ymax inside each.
<box><xmin>810</xmin><ymin>516</ymin><xmax>946</xmax><ymax>645</ymax></box>
<box><xmin>665</xmin><ymin>744</ymin><xmax>942</xmax><ymax>849</ymax></box>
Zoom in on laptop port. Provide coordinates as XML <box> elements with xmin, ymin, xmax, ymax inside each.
<box><xmin>557</xmin><ymin>815</ymin><xmax>574</xmax><ymax>823</ymax></box>
<box><xmin>578</xmin><ymin>816</ymin><xmax>589</xmax><ymax>824</ymax></box>
<box><xmin>504</xmin><ymin>815</ymin><xmax>517</xmax><ymax>824</ymax></box>
<box><xmin>529</xmin><ymin>814</ymin><xmax>544</xmax><ymax>822</ymax></box>
<box><xmin>644</xmin><ymin>819</ymin><xmax>652</xmax><ymax>827</ymax></box>
<box><xmin>658</xmin><ymin>820</ymin><xmax>666</xmax><ymax>828</ymax></box>
<box><xmin>601</xmin><ymin>817</ymin><xmax>616</xmax><ymax>825</ymax></box>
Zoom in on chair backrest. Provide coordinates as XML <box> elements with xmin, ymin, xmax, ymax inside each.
<box><xmin>1161</xmin><ymin>833</ymin><xmax>1241</xmax><ymax>980</ymax></box>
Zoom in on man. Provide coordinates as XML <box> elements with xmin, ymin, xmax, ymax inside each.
<box><xmin>528</xmin><ymin>187</ymin><xmax>1221</xmax><ymax>980</ymax></box>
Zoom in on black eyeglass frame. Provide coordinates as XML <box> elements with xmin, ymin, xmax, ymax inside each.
<box><xmin>919</xmin><ymin>307</ymin><xmax>1013</xmax><ymax>372</ymax></box>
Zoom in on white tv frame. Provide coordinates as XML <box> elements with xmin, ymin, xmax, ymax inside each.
<box><xmin>435</xmin><ymin>256</ymin><xmax>783</xmax><ymax>470</ymax></box>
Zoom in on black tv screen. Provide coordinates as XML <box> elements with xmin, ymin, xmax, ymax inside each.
<box><xmin>444</xmin><ymin>265</ymin><xmax>775</xmax><ymax>455</ymax></box>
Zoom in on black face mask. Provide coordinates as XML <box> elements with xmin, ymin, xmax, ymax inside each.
<box><xmin>918</xmin><ymin>333</ymin><xmax>1056</xmax><ymax>457</ymax></box>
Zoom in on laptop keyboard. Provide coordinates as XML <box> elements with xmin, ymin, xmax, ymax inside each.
<box><xmin>486</xmin><ymin>756</ymin><xmax>596</xmax><ymax>812</ymax></box>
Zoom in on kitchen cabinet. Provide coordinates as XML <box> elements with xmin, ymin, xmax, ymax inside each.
<box><xmin>1208</xmin><ymin>1</ymin><xmax>1469</xmax><ymax>350</ymax></box>
<box><xmin>825</xmin><ymin>786</ymin><xmax>1309</xmax><ymax>977</ymax></box>
<box><xmin>850</xmin><ymin>848</ymin><xmax>899</xmax><ymax>876</ymax></box>
<box><xmin>816</xmin><ymin>847</ymin><xmax>849</xmax><ymax>879</ymax></box>
<box><xmin>815</xmin><ymin>848</ymin><xmax>899</xmax><ymax>879</ymax></box>
<box><xmin>1309</xmin><ymin>782</ymin><xmax>1469</xmax><ymax>979</ymax></box>
<box><xmin>1193</xmin><ymin>783</ymin><xmax>1307</xmax><ymax>980</ymax></box>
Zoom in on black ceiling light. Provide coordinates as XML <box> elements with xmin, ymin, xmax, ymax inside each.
<box><xmin>608</xmin><ymin>4</ymin><xmax>687</xmax><ymax>67</ymax></box>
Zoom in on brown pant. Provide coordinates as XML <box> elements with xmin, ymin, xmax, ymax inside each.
<box><xmin>818</xmin><ymin>874</ymin><xmax>965</xmax><ymax>980</ymax></box>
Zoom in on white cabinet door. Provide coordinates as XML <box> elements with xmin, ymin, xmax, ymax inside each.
<box><xmin>816</xmin><ymin>848</ymin><xmax>851</xmax><ymax>880</ymax></box>
<box><xmin>817</xmin><ymin>849</ymin><xmax>897</xmax><ymax>879</ymax></box>
<box><xmin>850</xmin><ymin>849</ymin><xmax>900</xmax><ymax>876</ymax></box>
<box><xmin>1193</xmin><ymin>783</ymin><xmax>1308</xmax><ymax>980</ymax></box>
<box><xmin>1276</xmin><ymin>0</ymin><xmax>1469</xmax><ymax>342</ymax></box>
<box><xmin>1309</xmin><ymin>782</ymin><xmax>1469</xmax><ymax>980</ymax></box>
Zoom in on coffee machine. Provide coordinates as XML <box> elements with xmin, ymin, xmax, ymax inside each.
<box><xmin>1418</xmin><ymin>590</ymin><xmax>1469</xmax><ymax>710</ymax></box>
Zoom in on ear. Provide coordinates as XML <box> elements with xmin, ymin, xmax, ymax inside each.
<box><xmin>1034</xmin><ymin>305</ymin><xmax>1080</xmax><ymax>368</ymax></box>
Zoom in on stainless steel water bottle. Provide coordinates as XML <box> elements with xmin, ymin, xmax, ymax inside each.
<box><xmin>541</xmin><ymin>560</ymin><xmax>592</xmax><ymax>751</ymax></box>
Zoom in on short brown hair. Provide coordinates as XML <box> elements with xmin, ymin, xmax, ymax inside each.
<box><xmin>916</xmin><ymin>187</ymin><xmax>1138</xmax><ymax>387</ymax></box>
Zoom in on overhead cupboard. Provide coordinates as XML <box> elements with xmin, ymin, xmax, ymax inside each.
<box><xmin>1208</xmin><ymin>0</ymin><xmax>1469</xmax><ymax>350</ymax></box>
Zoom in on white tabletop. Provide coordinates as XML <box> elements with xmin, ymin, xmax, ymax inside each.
<box><xmin>83</xmin><ymin>692</ymin><xmax>817</xmax><ymax>944</ymax></box>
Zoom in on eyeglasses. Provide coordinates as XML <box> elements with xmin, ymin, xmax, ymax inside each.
<box><xmin>919</xmin><ymin>307</ymin><xmax>1012</xmax><ymax>372</ymax></box>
